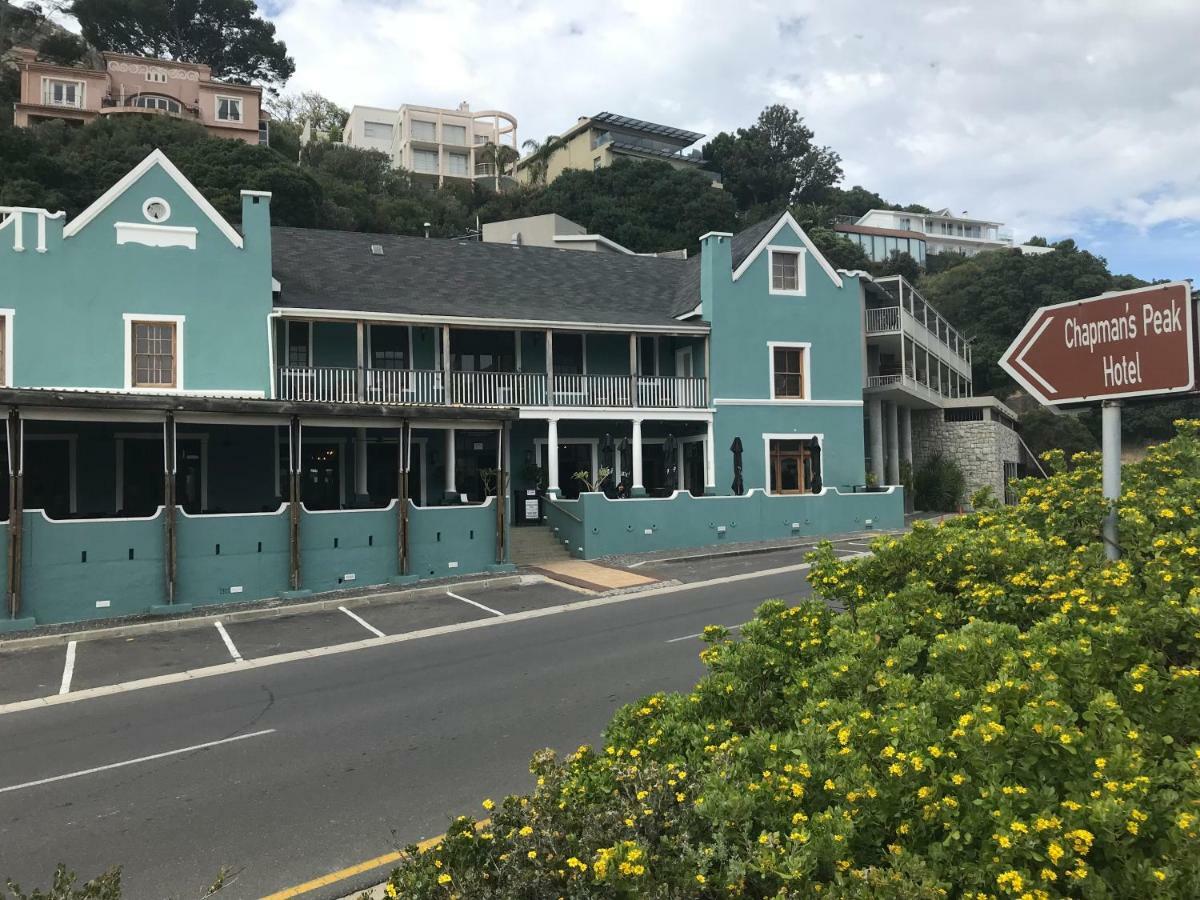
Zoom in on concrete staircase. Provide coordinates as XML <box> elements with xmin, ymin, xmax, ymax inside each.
<box><xmin>509</xmin><ymin>524</ymin><xmax>572</xmax><ymax>566</ymax></box>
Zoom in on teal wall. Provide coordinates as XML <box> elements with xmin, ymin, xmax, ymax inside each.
<box><xmin>701</xmin><ymin>221</ymin><xmax>868</xmax><ymax>492</ymax></box>
<box><xmin>0</xmin><ymin>159</ymin><xmax>273</xmax><ymax>394</ymax></box>
<box><xmin>177</xmin><ymin>507</ymin><xmax>290</xmax><ymax>606</ymax></box>
<box><xmin>408</xmin><ymin>499</ymin><xmax>499</xmax><ymax>577</ymax></box>
<box><xmin>300</xmin><ymin>504</ymin><xmax>397</xmax><ymax>592</ymax></box>
<box><xmin>22</xmin><ymin>510</ymin><xmax>164</xmax><ymax>624</ymax></box>
<box><xmin>557</xmin><ymin>488</ymin><xmax>902</xmax><ymax>559</ymax></box>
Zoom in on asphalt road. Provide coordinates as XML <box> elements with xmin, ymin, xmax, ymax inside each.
<box><xmin>0</xmin><ymin>554</ymin><xmax>834</xmax><ymax>899</ymax></box>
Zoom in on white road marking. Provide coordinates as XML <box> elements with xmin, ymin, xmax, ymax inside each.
<box><xmin>0</xmin><ymin>556</ymin><xmax>872</xmax><ymax>717</ymax></box>
<box><xmin>0</xmin><ymin>729</ymin><xmax>276</xmax><ymax>795</ymax></box>
<box><xmin>666</xmin><ymin>623</ymin><xmax>746</xmax><ymax>644</ymax></box>
<box><xmin>339</xmin><ymin>606</ymin><xmax>385</xmax><ymax>638</ymax></box>
<box><xmin>446</xmin><ymin>590</ymin><xmax>504</xmax><ymax>618</ymax></box>
<box><xmin>58</xmin><ymin>641</ymin><xmax>77</xmax><ymax>695</ymax></box>
<box><xmin>214</xmin><ymin>621</ymin><xmax>242</xmax><ymax>662</ymax></box>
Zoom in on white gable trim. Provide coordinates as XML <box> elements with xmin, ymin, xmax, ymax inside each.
<box><xmin>63</xmin><ymin>149</ymin><xmax>243</xmax><ymax>249</ymax></box>
<box><xmin>731</xmin><ymin>211</ymin><xmax>842</xmax><ymax>289</ymax></box>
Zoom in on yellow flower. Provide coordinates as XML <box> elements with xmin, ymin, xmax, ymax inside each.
<box><xmin>437</xmin><ymin>873</ymin><xmax>451</xmax><ymax>884</ymax></box>
<box><xmin>696</xmin><ymin>874</ymin><xmax>707</xmax><ymax>884</ymax></box>
<box><xmin>527</xmin><ymin>850</ymin><xmax>537</xmax><ymax>860</ymax></box>
<box><xmin>519</xmin><ymin>826</ymin><xmax>533</xmax><ymax>837</ymax></box>
<box><xmin>482</xmin><ymin>798</ymin><xmax>495</xmax><ymax>811</ymax></box>
<box><xmin>1047</xmin><ymin>842</ymin><xmax>1064</xmax><ymax>864</ymax></box>
<box><xmin>386</xmin><ymin>884</ymin><xmax>398</xmax><ymax>899</ymax></box>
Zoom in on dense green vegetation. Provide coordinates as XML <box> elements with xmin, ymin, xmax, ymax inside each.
<box><xmin>378</xmin><ymin>423</ymin><xmax>1200</xmax><ymax>897</ymax></box>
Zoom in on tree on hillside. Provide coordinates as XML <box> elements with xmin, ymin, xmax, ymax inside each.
<box><xmin>477</xmin><ymin>141</ymin><xmax>519</xmax><ymax>190</ymax></box>
<box><xmin>919</xmin><ymin>243</ymin><xmax>1116</xmax><ymax>393</ymax></box>
<box><xmin>479</xmin><ymin>159</ymin><xmax>737</xmax><ymax>255</ymax></box>
<box><xmin>519</xmin><ymin>134</ymin><xmax>565</xmax><ymax>186</ymax></box>
<box><xmin>805</xmin><ymin>227</ymin><xmax>873</xmax><ymax>272</ymax></box>
<box><xmin>702</xmin><ymin>105</ymin><xmax>842</xmax><ymax>212</ymax></box>
<box><xmin>267</xmin><ymin>91</ymin><xmax>348</xmax><ymax>140</ymax></box>
<box><xmin>67</xmin><ymin>0</ymin><xmax>294</xmax><ymax>91</ymax></box>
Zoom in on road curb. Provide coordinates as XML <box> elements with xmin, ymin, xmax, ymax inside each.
<box><xmin>0</xmin><ymin>574</ymin><xmax>525</xmax><ymax>652</ymax></box>
<box><xmin>616</xmin><ymin>529</ymin><xmax>902</xmax><ymax>567</ymax></box>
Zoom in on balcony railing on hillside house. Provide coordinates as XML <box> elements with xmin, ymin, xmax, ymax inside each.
<box><xmin>277</xmin><ymin>367</ymin><xmax>708</xmax><ymax>409</ymax></box>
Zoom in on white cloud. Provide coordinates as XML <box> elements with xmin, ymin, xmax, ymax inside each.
<box><xmin>268</xmin><ymin>0</ymin><xmax>1199</xmax><ymax>273</ymax></box>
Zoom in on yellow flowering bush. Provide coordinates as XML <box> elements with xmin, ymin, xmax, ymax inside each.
<box><xmin>384</xmin><ymin>422</ymin><xmax>1200</xmax><ymax>897</ymax></box>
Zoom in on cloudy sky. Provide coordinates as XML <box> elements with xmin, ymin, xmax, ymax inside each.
<box><xmin>263</xmin><ymin>0</ymin><xmax>1199</xmax><ymax>280</ymax></box>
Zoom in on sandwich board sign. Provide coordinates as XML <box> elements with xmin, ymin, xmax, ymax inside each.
<box><xmin>1000</xmin><ymin>281</ymin><xmax>1194</xmax><ymax>407</ymax></box>
<box><xmin>1000</xmin><ymin>281</ymin><xmax>1196</xmax><ymax>561</ymax></box>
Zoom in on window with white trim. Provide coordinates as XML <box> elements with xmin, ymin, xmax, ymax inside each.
<box><xmin>43</xmin><ymin>78</ymin><xmax>83</xmax><ymax>108</ymax></box>
<box><xmin>215</xmin><ymin>95</ymin><xmax>243</xmax><ymax>123</ymax></box>
<box><xmin>145</xmin><ymin>69</ymin><xmax>168</xmax><ymax>84</ymax></box>
<box><xmin>131</xmin><ymin>321</ymin><xmax>177</xmax><ymax>388</ymax></box>
<box><xmin>770</xmin><ymin>248</ymin><xmax>803</xmax><ymax>293</ymax></box>
<box><xmin>412</xmin><ymin>149</ymin><xmax>438</xmax><ymax>173</ymax></box>
<box><xmin>771</xmin><ymin>345</ymin><xmax>808</xmax><ymax>399</ymax></box>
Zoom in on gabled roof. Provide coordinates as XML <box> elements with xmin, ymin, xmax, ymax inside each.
<box><xmin>731</xmin><ymin>211</ymin><xmax>842</xmax><ymax>288</ymax></box>
<box><xmin>63</xmin><ymin>149</ymin><xmax>243</xmax><ymax>248</ymax></box>
<box><xmin>271</xmin><ymin>227</ymin><xmax>701</xmax><ymax>331</ymax></box>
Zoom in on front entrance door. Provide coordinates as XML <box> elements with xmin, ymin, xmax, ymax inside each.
<box><xmin>641</xmin><ymin>443</ymin><xmax>666</xmax><ymax>496</ymax></box>
<box><xmin>682</xmin><ymin>440</ymin><xmax>705</xmax><ymax>496</ymax></box>
<box><xmin>555</xmin><ymin>442</ymin><xmax>593</xmax><ymax>499</ymax></box>
<box><xmin>302</xmin><ymin>442</ymin><xmax>342</xmax><ymax>510</ymax></box>
<box><xmin>675</xmin><ymin>346</ymin><xmax>694</xmax><ymax>377</ymax></box>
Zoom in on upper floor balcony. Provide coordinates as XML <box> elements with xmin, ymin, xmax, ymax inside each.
<box><xmin>274</xmin><ymin>319</ymin><xmax>710</xmax><ymax>412</ymax></box>
<box><xmin>865</xmin><ymin>275</ymin><xmax>972</xmax><ymax>368</ymax></box>
<box><xmin>275</xmin><ymin>367</ymin><xmax>707</xmax><ymax>409</ymax></box>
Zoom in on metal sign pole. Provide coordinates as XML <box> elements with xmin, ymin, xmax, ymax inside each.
<box><xmin>1101</xmin><ymin>400</ymin><xmax>1122</xmax><ymax>560</ymax></box>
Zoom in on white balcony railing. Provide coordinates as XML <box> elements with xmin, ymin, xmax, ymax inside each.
<box><xmin>277</xmin><ymin>367</ymin><xmax>708</xmax><ymax>409</ymax></box>
<box><xmin>865</xmin><ymin>306</ymin><xmax>901</xmax><ymax>334</ymax></box>
<box><xmin>866</xmin><ymin>374</ymin><xmax>901</xmax><ymax>388</ymax></box>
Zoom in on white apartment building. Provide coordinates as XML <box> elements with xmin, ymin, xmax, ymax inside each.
<box><xmin>856</xmin><ymin>208</ymin><xmax>1013</xmax><ymax>256</ymax></box>
<box><xmin>340</xmin><ymin>101</ymin><xmax>518</xmax><ymax>185</ymax></box>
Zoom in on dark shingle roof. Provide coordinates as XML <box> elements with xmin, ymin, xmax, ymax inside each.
<box><xmin>272</xmin><ymin>215</ymin><xmax>787</xmax><ymax>328</ymax></box>
<box><xmin>669</xmin><ymin>215</ymin><xmax>781</xmax><ymax>317</ymax></box>
<box><xmin>271</xmin><ymin>227</ymin><xmax>696</xmax><ymax>329</ymax></box>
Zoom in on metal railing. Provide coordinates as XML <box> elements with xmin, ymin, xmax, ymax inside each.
<box><xmin>41</xmin><ymin>88</ymin><xmax>83</xmax><ymax>109</ymax></box>
<box><xmin>865</xmin><ymin>306</ymin><xmax>901</xmax><ymax>334</ymax></box>
<box><xmin>365</xmin><ymin>368</ymin><xmax>445</xmax><ymax>405</ymax></box>
<box><xmin>277</xmin><ymin>366</ymin><xmax>358</xmax><ymax>403</ymax></box>
<box><xmin>277</xmin><ymin>367</ymin><xmax>708</xmax><ymax>409</ymax></box>
<box><xmin>866</xmin><ymin>374</ymin><xmax>901</xmax><ymax>387</ymax></box>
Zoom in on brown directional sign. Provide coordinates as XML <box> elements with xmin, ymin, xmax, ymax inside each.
<box><xmin>1001</xmin><ymin>281</ymin><xmax>1195</xmax><ymax>406</ymax></box>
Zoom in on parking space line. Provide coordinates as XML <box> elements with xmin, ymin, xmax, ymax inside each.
<box><xmin>214</xmin><ymin>621</ymin><xmax>243</xmax><ymax>662</ymax></box>
<box><xmin>58</xmin><ymin>641</ymin><xmax>77</xmax><ymax>695</ymax></box>
<box><xmin>666</xmin><ymin>623</ymin><xmax>746</xmax><ymax>644</ymax></box>
<box><xmin>0</xmin><ymin>729</ymin><xmax>276</xmax><ymax>795</ymax></box>
<box><xmin>339</xmin><ymin>606</ymin><xmax>386</xmax><ymax>638</ymax></box>
<box><xmin>446</xmin><ymin>590</ymin><xmax>504</xmax><ymax>618</ymax></box>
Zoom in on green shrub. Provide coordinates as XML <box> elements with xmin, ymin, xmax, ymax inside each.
<box><xmin>914</xmin><ymin>455</ymin><xmax>965</xmax><ymax>511</ymax></box>
<box><xmin>384</xmin><ymin>421</ymin><xmax>1200</xmax><ymax>897</ymax></box>
<box><xmin>1</xmin><ymin>867</ymin><xmax>121</xmax><ymax>900</ymax></box>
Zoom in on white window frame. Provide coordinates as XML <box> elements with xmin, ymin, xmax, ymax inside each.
<box><xmin>124</xmin><ymin>313</ymin><xmax>185</xmax><ymax>391</ymax></box>
<box><xmin>0</xmin><ymin>309</ymin><xmax>14</xmax><ymax>388</ymax></box>
<box><xmin>442</xmin><ymin>123</ymin><xmax>467</xmax><ymax>146</ymax></box>
<box><xmin>762</xmin><ymin>432</ymin><xmax>824</xmax><ymax>497</ymax></box>
<box><xmin>446</xmin><ymin>151</ymin><xmax>469</xmax><ymax>176</ymax></box>
<box><xmin>767</xmin><ymin>245</ymin><xmax>806</xmax><ymax>296</ymax></box>
<box><xmin>412</xmin><ymin>148</ymin><xmax>439</xmax><ymax>174</ymax></box>
<box><xmin>145</xmin><ymin>69</ymin><xmax>168</xmax><ymax>84</ymax></box>
<box><xmin>767</xmin><ymin>341</ymin><xmax>811</xmax><ymax>401</ymax></box>
<box><xmin>214</xmin><ymin>94</ymin><xmax>244</xmax><ymax>124</ymax></box>
<box><xmin>42</xmin><ymin>76</ymin><xmax>84</xmax><ymax>109</ymax></box>
<box><xmin>410</xmin><ymin>119</ymin><xmax>436</xmax><ymax>142</ymax></box>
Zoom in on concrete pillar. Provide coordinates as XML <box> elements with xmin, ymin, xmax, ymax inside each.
<box><xmin>867</xmin><ymin>397</ymin><xmax>885</xmax><ymax>486</ymax></box>
<box><xmin>885</xmin><ymin>401</ymin><xmax>900</xmax><ymax>486</ymax></box>
<box><xmin>546</xmin><ymin>418</ymin><xmax>560</xmax><ymax>494</ymax></box>
<box><xmin>354</xmin><ymin>427</ymin><xmax>369</xmax><ymax>504</ymax></box>
<box><xmin>443</xmin><ymin>427</ymin><xmax>456</xmax><ymax>499</ymax></box>
<box><xmin>631</xmin><ymin>418</ymin><xmax>645</xmax><ymax>496</ymax></box>
<box><xmin>899</xmin><ymin>406</ymin><xmax>913</xmax><ymax>470</ymax></box>
<box><xmin>704</xmin><ymin>418</ymin><xmax>716</xmax><ymax>490</ymax></box>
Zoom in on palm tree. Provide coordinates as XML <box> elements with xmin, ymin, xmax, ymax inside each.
<box><xmin>478</xmin><ymin>141</ymin><xmax>520</xmax><ymax>190</ymax></box>
<box><xmin>520</xmin><ymin>135</ymin><xmax>566</xmax><ymax>186</ymax></box>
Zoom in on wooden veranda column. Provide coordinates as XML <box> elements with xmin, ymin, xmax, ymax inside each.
<box><xmin>397</xmin><ymin>420</ymin><xmax>410</xmax><ymax>576</ymax></box>
<box><xmin>288</xmin><ymin>415</ymin><xmax>302</xmax><ymax>590</ymax></box>
<box><xmin>6</xmin><ymin>408</ymin><xmax>22</xmax><ymax>620</ymax></box>
<box><xmin>495</xmin><ymin>422</ymin><xmax>508</xmax><ymax>564</ymax></box>
<box><xmin>163</xmin><ymin>412</ymin><xmax>177</xmax><ymax>605</ymax></box>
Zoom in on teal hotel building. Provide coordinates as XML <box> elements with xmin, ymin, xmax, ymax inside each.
<box><xmin>0</xmin><ymin>150</ymin><xmax>1001</xmax><ymax>629</ymax></box>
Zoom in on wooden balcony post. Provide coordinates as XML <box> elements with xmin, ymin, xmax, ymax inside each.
<box><xmin>288</xmin><ymin>415</ymin><xmax>302</xmax><ymax>591</ymax></box>
<box><xmin>6</xmin><ymin>408</ymin><xmax>23</xmax><ymax>620</ymax></box>
<box><xmin>356</xmin><ymin>321</ymin><xmax>366</xmax><ymax>402</ymax></box>
<box><xmin>397</xmin><ymin>420</ymin><xmax>409</xmax><ymax>576</ymax></box>
<box><xmin>545</xmin><ymin>329</ymin><xmax>554</xmax><ymax>407</ymax></box>
<box><xmin>163</xmin><ymin>412</ymin><xmax>177</xmax><ymax>605</ymax></box>
<box><xmin>442</xmin><ymin>326</ymin><xmax>452</xmax><ymax>404</ymax></box>
<box><xmin>495</xmin><ymin>422</ymin><xmax>507</xmax><ymax>564</ymax></box>
<box><xmin>629</xmin><ymin>333</ymin><xmax>638</xmax><ymax>408</ymax></box>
